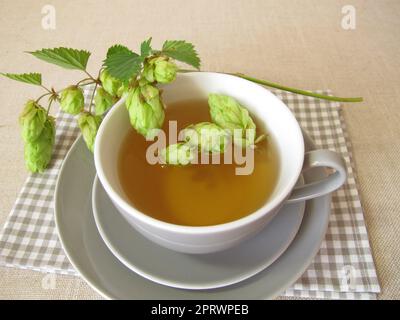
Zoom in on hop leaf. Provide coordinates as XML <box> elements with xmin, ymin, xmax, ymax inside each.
<box><xmin>19</xmin><ymin>100</ymin><xmax>47</xmax><ymax>142</ymax></box>
<box><xmin>106</xmin><ymin>44</ymin><xmax>132</xmax><ymax>58</ymax></box>
<box><xmin>162</xmin><ymin>40</ymin><xmax>200</xmax><ymax>69</ymax></box>
<box><xmin>1</xmin><ymin>73</ymin><xmax>42</xmax><ymax>86</ymax></box>
<box><xmin>103</xmin><ymin>47</ymin><xmax>143</xmax><ymax>81</ymax></box>
<box><xmin>59</xmin><ymin>86</ymin><xmax>84</xmax><ymax>115</ymax></box>
<box><xmin>99</xmin><ymin>69</ymin><xmax>122</xmax><ymax>96</ymax></box>
<box><xmin>78</xmin><ymin>113</ymin><xmax>102</xmax><ymax>152</ymax></box>
<box><xmin>24</xmin><ymin>116</ymin><xmax>55</xmax><ymax>173</ymax></box>
<box><xmin>140</xmin><ymin>38</ymin><xmax>153</xmax><ymax>57</ymax></box>
<box><xmin>94</xmin><ymin>87</ymin><xmax>115</xmax><ymax>115</ymax></box>
<box><xmin>125</xmin><ymin>85</ymin><xmax>165</xmax><ymax>138</ymax></box>
<box><xmin>27</xmin><ymin>47</ymin><xmax>91</xmax><ymax>70</ymax></box>
<box><xmin>208</xmin><ymin>94</ymin><xmax>256</xmax><ymax>147</ymax></box>
<box><xmin>183</xmin><ymin>122</ymin><xmax>230</xmax><ymax>153</ymax></box>
<box><xmin>160</xmin><ymin>143</ymin><xmax>195</xmax><ymax>166</ymax></box>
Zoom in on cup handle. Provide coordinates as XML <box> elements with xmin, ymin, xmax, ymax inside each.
<box><xmin>286</xmin><ymin>149</ymin><xmax>347</xmax><ymax>204</ymax></box>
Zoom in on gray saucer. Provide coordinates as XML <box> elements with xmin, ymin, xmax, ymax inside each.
<box><xmin>55</xmin><ymin>131</ymin><xmax>331</xmax><ymax>299</ymax></box>
<box><xmin>92</xmin><ymin>176</ymin><xmax>305</xmax><ymax>290</ymax></box>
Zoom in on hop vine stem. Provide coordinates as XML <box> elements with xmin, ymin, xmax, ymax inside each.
<box><xmin>76</xmin><ymin>78</ymin><xmax>95</xmax><ymax>86</ymax></box>
<box><xmin>177</xmin><ymin>69</ymin><xmax>363</xmax><ymax>103</ymax></box>
<box><xmin>88</xmin><ymin>82</ymin><xmax>98</xmax><ymax>113</ymax></box>
<box><xmin>46</xmin><ymin>96</ymin><xmax>55</xmax><ymax>115</ymax></box>
<box><xmin>35</xmin><ymin>92</ymin><xmax>52</xmax><ymax>103</ymax></box>
<box><xmin>37</xmin><ymin>75</ymin><xmax>99</xmax><ymax>116</ymax></box>
<box><xmin>232</xmin><ymin>73</ymin><xmax>363</xmax><ymax>103</ymax></box>
<box><xmin>78</xmin><ymin>81</ymin><xmax>96</xmax><ymax>87</ymax></box>
<box><xmin>40</xmin><ymin>85</ymin><xmax>53</xmax><ymax>94</ymax></box>
<box><xmin>83</xmin><ymin>70</ymin><xmax>97</xmax><ymax>82</ymax></box>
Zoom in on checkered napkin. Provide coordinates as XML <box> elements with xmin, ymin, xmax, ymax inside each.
<box><xmin>0</xmin><ymin>86</ymin><xmax>380</xmax><ymax>299</ymax></box>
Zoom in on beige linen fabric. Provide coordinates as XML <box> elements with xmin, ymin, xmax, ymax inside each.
<box><xmin>0</xmin><ymin>0</ymin><xmax>399</xmax><ymax>299</ymax></box>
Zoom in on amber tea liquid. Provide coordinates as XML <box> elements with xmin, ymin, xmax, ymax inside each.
<box><xmin>118</xmin><ymin>99</ymin><xmax>280</xmax><ymax>226</ymax></box>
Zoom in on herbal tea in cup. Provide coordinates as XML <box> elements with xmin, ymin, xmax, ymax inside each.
<box><xmin>95</xmin><ymin>72</ymin><xmax>346</xmax><ymax>254</ymax></box>
<box><xmin>118</xmin><ymin>98</ymin><xmax>280</xmax><ymax>226</ymax></box>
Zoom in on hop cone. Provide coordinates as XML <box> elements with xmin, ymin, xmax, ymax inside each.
<box><xmin>125</xmin><ymin>84</ymin><xmax>165</xmax><ymax>138</ymax></box>
<box><xmin>208</xmin><ymin>94</ymin><xmax>256</xmax><ymax>147</ymax></box>
<box><xmin>160</xmin><ymin>143</ymin><xmax>195</xmax><ymax>165</ymax></box>
<box><xmin>94</xmin><ymin>87</ymin><xmax>115</xmax><ymax>115</ymax></box>
<box><xmin>100</xmin><ymin>70</ymin><xmax>122</xmax><ymax>96</ymax></box>
<box><xmin>24</xmin><ymin>116</ymin><xmax>55</xmax><ymax>173</ymax></box>
<box><xmin>116</xmin><ymin>82</ymin><xmax>129</xmax><ymax>98</ymax></box>
<box><xmin>78</xmin><ymin>113</ymin><xmax>102</xmax><ymax>152</ymax></box>
<box><xmin>60</xmin><ymin>86</ymin><xmax>84</xmax><ymax>115</ymax></box>
<box><xmin>19</xmin><ymin>100</ymin><xmax>47</xmax><ymax>143</ymax></box>
<box><xmin>183</xmin><ymin>122</ymin><xmax>229</xmax><ymax>153</ymax></box>
<box><xmin>143</xmin><ymin>57</ymin><xmax>177</xmax><ymax>84</ymax></box>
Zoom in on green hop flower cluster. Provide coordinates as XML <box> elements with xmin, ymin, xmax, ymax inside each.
<box><xmin>125</xmin><ymin>84</ymin><xmax>165</xmax><ymax>138</ymax></box>
<box><xmin>160</xmin><ymin>143</ymin><xmax>195</xmax><ymax>166</ymax></box>
<box><xmin>78</xmin><ymin>113</ymin><xmax>102</xmax><ymax>153</ymax></box>
<box><xmin>162</xmin><ymin>94</ymin><xmax>259</xmax><ymax>166</ymax></box>
<box><xmin>94</xmin><ymin>87</ymin><xmax>115</xmax><ymax>116</ymax></box>
<box><xmin>59</xmin><ymin>85</ymin><xmax>84</xmax><ymax>115</ymax></box>
<box><xmin>208</xmin><ymin>94</ymin><xmax>256</xmax><ymax>147</ymax></box>
<box><xmin>100</xmin><ymin>70</ymin><xmax>127</xmax><ymax>98</ymax></box>
<box><xmin>183</xmin><ymin>122</ymin><xmax>229</xmax><ymax>153</ymax></box>
<box><xmin>116</xmin><ymin>82</ymin><xmax>129</xmax><ymax>99</ymax></box>
<box><xmin>19</xmin><ymin>100</ymin><xmax>55</xmax><ymax>172</ymax></box>
<box><xmin>19</xmin><ymin>100</ymin><xmax>47</xmax><ymax>142</ymax></box>
<box><xmin>23</xmin><ymin>116</ymin><xmax>56</xmax><ymax>173</ymax></box>
<box><xmin>143</xmin><ymin>56</ymin><xmax>177</xmax><ymax>84</ymax></box>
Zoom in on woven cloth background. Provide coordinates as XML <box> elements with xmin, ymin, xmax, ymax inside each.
<box><xmin>0</xmin><ymin>87</ymin><xmax>380</xmax><ymax>299</ymax></box>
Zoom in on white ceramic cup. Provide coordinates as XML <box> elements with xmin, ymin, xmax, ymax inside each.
<box><xmin>94</xmin><ymin>72</ymin><xmax>347</xmax><ymax>254</ymax></box>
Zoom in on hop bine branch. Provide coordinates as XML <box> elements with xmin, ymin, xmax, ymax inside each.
<box><xmin>1</xmin><ymin>38</ymin><xmax>363</xmax><ymax>173</ymax></box>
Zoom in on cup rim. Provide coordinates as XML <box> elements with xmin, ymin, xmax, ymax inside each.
<box><xmin>94</xmin><ymin>71</ymin><xmax>304</xmax><ymax>234</ymax></box>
